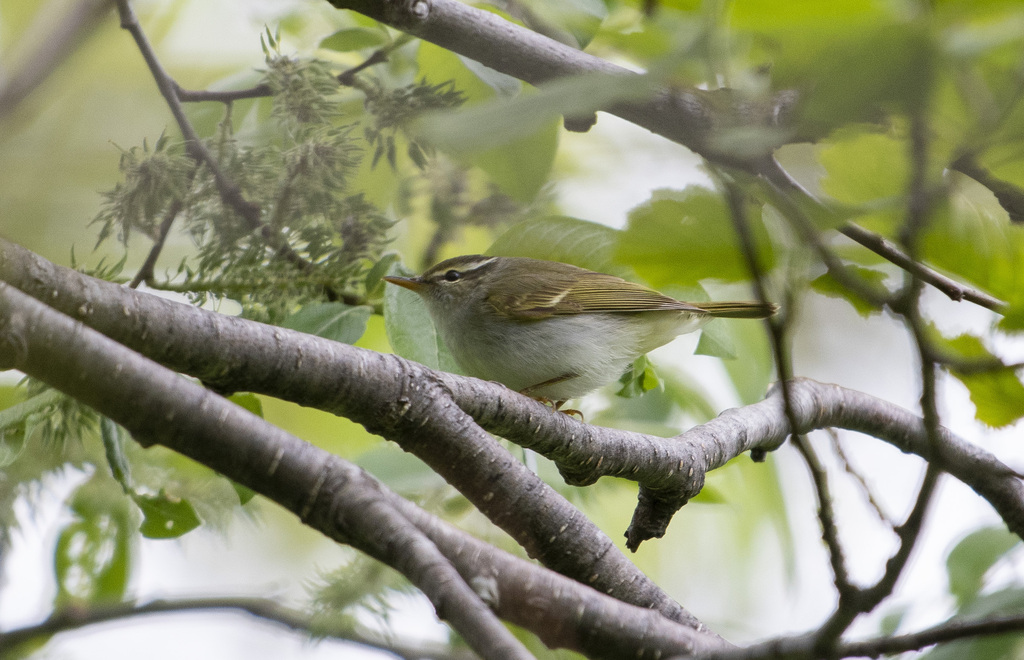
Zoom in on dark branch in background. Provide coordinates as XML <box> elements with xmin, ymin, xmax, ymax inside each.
<box><xmin>327</xmin><ymin>0</ymin><xmax>1007</xmax><ymax>313</ymax></box>
<box><xmin>114</xmin><ymin>0</ymin><xmax>363</xmax><ymax>304</ymax></box>
<box><xmin>953</xmin><ymin>154</ymin><xmax>1024</xmax><ymax>224</ymax></box>
<box><xmin>762</xmin><ymin>161</ymin><xmax>1006</xmax><ymax>311</ymax></box>
<box><xmin>837</xmin><ymin>223</ymin><xmax>1007</xmax><ymax>309</ymax></box>
<box><xmin>0</xmin><ymin>281</ymin><xmax>728</xmax><ymax>659</ymax></box>
<box><xmin>0</xmin><ymin>0</ymin><xmax>115</xmax><ymax>118</ymax></box>
<box><xmin>128</xmin><ymin>174</ymin><xmax>193</xmax><ymax>288</ymax></box>
<box><xmin>0</xmin><ymin>237</ymin><xmax>703</xmax><ymax>630</ymax></box>
<box><xmin>0</xmin><ymin>597</ymin><xmax>474</xmax><ymax>660</ymax></box>
<box><xmin>174</xmin><ymin>40</ymin><xmax>395</xmax><ymax>104</ymax></box>
<box><xmin>707</xmin><ymin>612</ymin><xmax>1024</xmax><ymax>660</ymax></box>
<box><xmin>722</xmin><ymin>176</ymin><xmax>858</xmax><ymax>605</ymax></box>
<box><xmin>827</xmin><ymin>429</ymin><xmax>895</xmax><ymax>528</ymax></box>
<box><xmin>813</xmin><ymin>102</ymin><xmax>946</xmax><ymax>652</ymax></box>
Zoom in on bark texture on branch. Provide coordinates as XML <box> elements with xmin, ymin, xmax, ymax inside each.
<box><xmin>0</xmin><ymin>279</ymin><xmax>729</xmax><ymax>658</ymax></box>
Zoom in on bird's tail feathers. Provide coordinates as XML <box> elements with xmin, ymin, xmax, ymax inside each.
<box><xmin>698</xmin><ymin>301</ymin><xmax>778</xmax><ymax>319</ymax></box>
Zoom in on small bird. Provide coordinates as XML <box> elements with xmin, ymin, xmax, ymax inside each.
<box><xmin>385</xmin><ymin>255</ymin><xmax>777</xmax><ymax>403</ymax></box>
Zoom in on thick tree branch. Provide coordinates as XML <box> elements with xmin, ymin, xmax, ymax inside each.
<box><xmin>0</xmin><ymin>283</ymin><xmax>533</xmax><ymax>660</ymax></box>
<box><xmin>0</xmin><ymin>237</ymin><xmax>701</xmax><ymax>629</ymax></box>
<box><xmin>326</xmin><ymin>0</ymin><xmax>1007</xmax><ymax>313</ymax></box>
<box><xmin>327</xmin><ymin>0</ymin><xmax>788</xmax><ymax>171</ymax></box>
<box><xmin>3</xmin><ymin>238</ymin><xmax>1022</xmax><ymax>550</ymax></box>
<box><xmin>0</xmin><ymin>281</ymin><xmax>728</xmax><ymax>659</ymax></box>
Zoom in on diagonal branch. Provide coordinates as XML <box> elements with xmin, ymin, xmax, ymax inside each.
<box><xmin>3</xmin><ymin>238</ymin><xmax>1022</xmax><ymax>551</ymax></box>
<box><xmin>0</xmin><ymin>236</ymin><xmax>700</xmax><ymax>629</ymax></box>
<box><xmin>114</xmin><ymin>0</ymin><xmax>358</xmax><ymax>304</ymax></box>
<box><xmin>324</xmin><ymin>0</ymin><xmax>1007</xmax><ymax>313</ymax></box>
<box><xmin>0</xmin><ymin>281</ymin><xmax>728</xmax><ymax>658</ymax></box>
<box><xmin>0</xmin><ymin>282</ymin><xmax>533</xmax><ymax>660</ymax></box>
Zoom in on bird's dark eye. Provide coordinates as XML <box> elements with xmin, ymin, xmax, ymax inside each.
<box><xmin>443</xmin><ymin>270</ymin><xmax>462</xmax><ymax>282</ymax></box>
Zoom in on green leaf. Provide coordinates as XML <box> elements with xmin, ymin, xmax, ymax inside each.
<box><xmin>231</xmin><ymin>482</ymin><xmax>257</xmax><ymax>506</ymax></box>
<box><xmin>810</xmin><ymin>265</ymin><xmax>889</xmax><ymax>317</ymax></box>
<box><xmin>819</xmin><ymin>131</ymin><xmax>908</xmax><ymax>208</ymax></box>
<box><xmin>488</xmin><ymin>215</ymin><xmax>629</xmax><ymax>275</ymax></box>
<box><xmin>229</xmin><ymin>392</ymin><xmax>264</xmax><ymax>418</ymax></box>
<box><xmin>721</xmin><ymin>305</ymin><xmax>775</xmax><ymax>405</ymax></box>
<box><xmin>689</xmin><ymin>484</ymin><xmax>727</xmax><ymax>504</ymax></box>
<box><xmin>728</xmin><ymin>0</ymin><xmax>881</xmax><ymax>28</ymax></box>
<box><xmin>364</xmin><ymin>252</ymin><xmax>401</xmax><ymax>299</ymax></box>
<box><xmin>773</xmin><ymin>22</ymin><xmax>935</xmax><ymax>137</ymax></box>
<box><xmin>471</xmin><ymin>116</ymin><xmax>559</xmax><ymax>202</ymax></box>
<box><xmin>878</xmin><ymin>605</ymin><xmax>908</xmax><ymax>637</ymax></box>
<box><xmin>280</xmin><ymin>303</ymin><xmax>372</xmax><ymax>345</ymax></box>
<box><xmin>616</xmin><ymin>187</ymin><xmax>775</xmax><ymax>288</ymax></box>
<box><xmin>937</xmin><ymin>332</ymin><xmax>1024</xmax><ymax>428</ymax></box>
<box><xmin>920</xmin><ymin>178</ymin><xmax>1024</xmax><ymax>329</ymax></box>
<box><xmin>0</xmin><ymin>425</ymin><xmax>26</xmax><ymax>469</ymax></box>
<box><xmin>100</xmin><ymin>417</ymin><xmax>131</xmax><ymax>492</ymax></box>
<box><xmin>319</xmin><ymin>27</ymin><xmax>389</xmax><ymax>52</ymax></box>
<box><xmin>55</xmin><ymin>480</ymin><xmax>133</xmax><ymax>607</ymax></box>
<box><xmin>356</xmin><ymin>445</ymin><xmax>448</xmax><ymax>495</ymax></box>
<box><xmin>616</xmin><ymin>356</ymin><xmax>662</xmax><ymax>398</ymax></box>
<box><xmin>513</xmin><ymin>0</ymin><xmax>607</xmax><ymax>48</ymax></box>
<box><xmin>415</xmin><ymin>71</ymin><xmax>656</xmax><ymax>154</ymax></box>
<box><xmin>133</xmin><ymin>489</ymin><xmax>202</xmax><ymax>539</ymax></box>
<box><xmin>947</xmin><ymin>527</ymin><xmax>1021</xmax><ymax>607</ymax></box>
<box><xmin>417</xmin><ymin>41</ymin><xmax>504</xmax><ymax>106</ymax></box>
<box><xmin>382</xmin><ymin>263</ymin><xmax>461</xmax><ymax>373</ymax></box>
<box><xmin>695</xmin><ymin>320</ymin><xmax>738</xmax><ymax>359</ymax></box>
<box><xmin>0</xmin><ymin>389</ymin><xmax>62</xmax><ymax>467</ymax></box>
<box><xmin>954</xmin><ymin>367</ymin><xmax>1024</xmax><ymax>428</ymax></box>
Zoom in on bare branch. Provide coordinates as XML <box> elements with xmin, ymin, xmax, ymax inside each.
<box><xmin>114</xmin><ymin>0</ymin><xmax>357</xmax><ymax>304</ymax></box>
<box><xmin>0</xmin><ymin>597</ymin><xmax>474</xmax><ymax>660</ymax></box>
<box><xmin>702</xmin><ymin>612</ymin><xmax>1024</xmax><ymax>660</ymax></box>
<box><xmin>0</xmin><ymin>236</ymin><xmax>701</xmax><ymax>629</ymax></box>
<box><xmin>760</xmin><ymin>161</ymin><xmax>1006</xmax><ymax>312</ymax></box>
<box><xmin>3</xmin><ymin>238</ymin><xmax>1022</xmax><ymax>550</ymax></box>
<box><xmin>827</xmin><ymin>430</ymin><xmax>894</xmax><ymax>528</ymax></box>
<box><xmin>0</xmin><ymin>280</ymin><xmax>729</xmax><ymax>658</ymax></box>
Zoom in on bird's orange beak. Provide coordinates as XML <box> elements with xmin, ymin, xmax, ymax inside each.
<box><xmin>383</xmin><ymin>275</ymin><xmax>425</xmax><ymax>292</ymax></box>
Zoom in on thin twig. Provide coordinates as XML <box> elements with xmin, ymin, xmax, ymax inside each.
<box><xmin>813</xmin><ymin>102</ymin><xmax>945</xmax><ymax>652</ymax></box>
<box><xmin>709</xmin><ymin>611</ymin><xmax>1024</xmax><ymax>659</ymax></box>
<box><xmin>761</xmin><ymin>159</ymin><xmax>1006</xmax><ymax>312</ymax></box>
<box><xmin>128</xmin><ymin>175</ymin><xmax>192</xmax><ymax>288</ymax></box>
<box><xmin>114</xmin><ymin>0</ymin><xmax>360</xmax><ymax>304</ymax></box>
<box><xmin>722</xmin><ymin>176</ymin><xmax>856</xmax><ymax>601</ymax></box>
<box><xmin>827</xmin><ymin>429</ymin><xmax>894</xmax><ymax>528</ymax></box>
<box><xmin>175</xmin><ymin>44</ymin><xmax>394</xmax><ymax>104</ymax></box>
<box><xmin>0</xmin><ymin>597</ymin><xmax>473</xmax><ymax>660</ymax></box>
